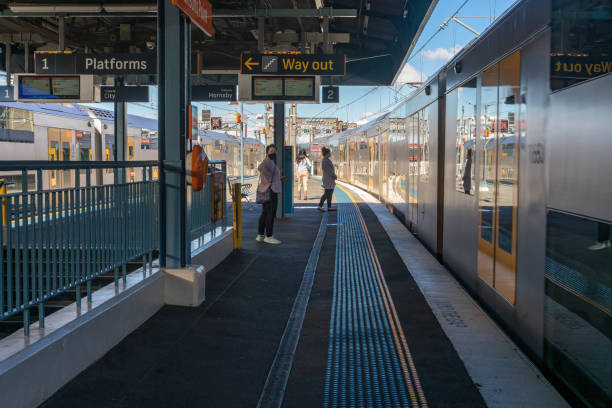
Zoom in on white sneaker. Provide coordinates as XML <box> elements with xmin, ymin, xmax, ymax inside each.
<box><xmin>255</xmin><ymin>234</ymin><xmax>265</xmax><ymax>242</ymax></box>
<box><xmin>587</xmin><ymin>240</ymin><xmax>611</xmax><ymax>250</ymax></box>
<box><xmin>264</xmin><ymin>236</ymin><xmax>282</xmax><ymax>245</ymax></box>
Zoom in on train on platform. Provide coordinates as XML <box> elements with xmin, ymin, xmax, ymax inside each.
<box><xmin>0</xmin><ymin>101</ymin><xmax>264</xmax><ymax>192</ymax></box>
<box><xmin>316</xmin><ymin>1</ymin><xmax>611</xmax><ymax>406</ymax></box>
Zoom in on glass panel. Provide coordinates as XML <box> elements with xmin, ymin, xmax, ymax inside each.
<box><xmin>419</xmin><ymin>106</ymin><xmax>431</xmax><ymax>184</ymax></box>
<box><xmin>495</xmin><ymin>52</ymin><xmax>521</xmax><ymax>304</ymax></box>
<box><xmin>477</xmin><ymin>65</ymin><xmax>499</xmax><ymax>286</ymax></box>
<box><xmin>456</xmin><ymin>78</ymin><xmax>477</xmax><ymax>194</ymax></box>
<box><xmin>545</xmin><ymin>211</ymin><xmax>612</xmax><ymax>407</ymax></box>
<box><xmin>407</xmin><ymin>113</ymin><xmax>419</xmax><ymax>224</ymax></box>
<box><xmin>551</xmin><ymin>0</ymin><xmax>612</xmax><ymax>91</ymax></box>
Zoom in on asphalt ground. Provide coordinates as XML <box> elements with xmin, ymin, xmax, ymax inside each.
<box><xmin>40</xmin><ymin>202</ymin><xmax>323</xmax><ymax>408</ymax></box>
<box><xmin>40</xmin><ymin>183</ymin><xmax>486</xmax><ymax>408</ymax></box>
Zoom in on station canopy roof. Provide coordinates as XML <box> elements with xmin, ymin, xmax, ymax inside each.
<box><xmin>0</xmin><ymin>0</ymin><xmax>436</xmax><ymax>85</ymax></box>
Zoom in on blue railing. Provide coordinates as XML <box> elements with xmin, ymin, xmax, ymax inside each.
<box><xmin>0</xmin><ymin>160</ymin><xmax>227</xmax><ymax>336</ymax></box>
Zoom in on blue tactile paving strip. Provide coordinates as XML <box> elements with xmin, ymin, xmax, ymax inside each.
<box><xmin>323</xmin><ymin>186</ymin><xmax>426</xmax><ymax>408</ymax></box>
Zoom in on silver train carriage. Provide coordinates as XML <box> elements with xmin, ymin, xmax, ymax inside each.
<box><xmin>317</xmin><ymin>1</ymin><xmax>612</xmax><ymax>406</ymax></box>
<box><xmin>0</xmin><ymin>102</ymin><xmax>264</xmax><ymax>193</ymax></box>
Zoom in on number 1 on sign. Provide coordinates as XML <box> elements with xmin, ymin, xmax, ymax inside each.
<box><xmin>41</xmin><ymin>58</ymin><xmax>49</xmax><ymax>70</ymax></box>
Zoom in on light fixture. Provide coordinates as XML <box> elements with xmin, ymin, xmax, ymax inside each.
<box><xmin>454</xmin><ymin>61</ymin><xmax>463</xmax><ymax>74</ymax></box>
<box><xmin>103</xmin><ymin>4</ymin><xmax>157</xmax><ymax>13</ymax></box>
<box><xmin>9</xmin><ymin>4</ymin><xmax>103</xmax><ymax>13</ymax></box>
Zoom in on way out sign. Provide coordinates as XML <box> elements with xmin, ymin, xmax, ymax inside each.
<box><xmin>172</xmin><ymin>0</ymin><xmax>212</xmax><ymax>37</ymax></box>
<box><xmin>241</xmin><ymin>53</ymin><xmax>345</xmax><ymax>76</ymax></box>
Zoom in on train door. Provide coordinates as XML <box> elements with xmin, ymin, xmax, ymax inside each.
<box><xmin>48</xmin><ymin>128</ymin><xmax>72</xmax><ymax>189</ymax></box>
<box><xmin>477</xmin><ymin>52</ymin><xmax>520</xmax><ymax>304</ymax></box>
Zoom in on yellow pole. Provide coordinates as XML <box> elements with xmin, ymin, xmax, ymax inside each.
<box><xmin>0</xmin><ymin>178</ymin><xmax>6</xmax><ymax>226</ymax></box>
<box><xmin>232</xmin><ymin>183</ymin><xmax>242</xmax><ymax>249</ymax></box>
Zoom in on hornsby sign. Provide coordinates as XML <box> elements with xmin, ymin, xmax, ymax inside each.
<box><xmin>172</xmin><ymin>0</ymin><xmax>213</xmax><ymax>37</ymax></box>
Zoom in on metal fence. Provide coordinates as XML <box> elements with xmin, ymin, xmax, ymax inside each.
<box><xmin>0</xmin><ymin>160</ymin><xmax>227</xmax><ymax>336</ymax></box>
<box><xmin>191</xmin><ymin>160</ymin><xmax>227</xmax><ymax>247</ymax></box>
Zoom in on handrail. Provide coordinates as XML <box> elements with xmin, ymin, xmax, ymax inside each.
<box><xmin>0</xmin><ymin>160</ymin><xmax>158</xmax><ymax>171</ymax></box>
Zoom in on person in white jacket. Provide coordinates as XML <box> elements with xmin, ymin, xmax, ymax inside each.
<box><xmin>295</xmin><ymin>149</ymin><xmax>312</xmax><ymax>200</ymax></box>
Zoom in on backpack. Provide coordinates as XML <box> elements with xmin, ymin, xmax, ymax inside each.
<box><xmin>306</xmin><ymin>160</ymin><xmax>312</xmax><ymax>172</ymax></box>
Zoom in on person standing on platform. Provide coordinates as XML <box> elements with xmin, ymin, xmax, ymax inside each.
<box><xmin>256</xmin><ymin>144</ymin><xmax>284</xmax><ymax>244</ymax></box>
<box><xmin>295</xmin><ymin>149</ymin><xmax>312</xmax><ymax>200</ymax></box>
<box><xmin>318</xmin><ymin>147</ymin><xmax>337</xmax><ymax>212</ymax></box>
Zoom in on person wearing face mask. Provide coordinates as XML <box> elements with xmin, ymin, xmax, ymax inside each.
<box><xmin>256</xmin><ymin>144</ymin><xmax>284</xmax><ymax>244</ymax></box>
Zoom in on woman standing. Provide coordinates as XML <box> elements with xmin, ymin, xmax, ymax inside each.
<box><xmin>256</xmin><ymin>144</ymin><xmax>283</xmax><ymax>244</ymax></box>
<box><xmin>318</xmin><ymin>147</ymin><xmax>337</xmax><ymax>212</ymax></box>
<box><xmin>295</xmin><ymin>149</ymin><xmax>312</xmax><ymax>200</ymax></box>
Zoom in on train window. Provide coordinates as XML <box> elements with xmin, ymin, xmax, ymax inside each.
<box><xmin>551</xmin><ymin>0</ymin><xmax>612</xmax><ymax>91</ymax></box>
<box><xmin>456</xmin><ymin>78</ymin><xmax>477</xmax><ymax>195</ymax></box>
<box><xmin>544</xmin><ymin>211</ymin><xmax>612</xmax><ymax>407</ymax></box>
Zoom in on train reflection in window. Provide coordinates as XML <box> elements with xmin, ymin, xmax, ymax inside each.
<box><xmin>456</xmin><ymin>78</ymin><xmax>477</xmax><ymax>195</ymax></box>
<box><xmin>544</xmin><ymin>211</ymin><xmax>612</xmax><ymax>405</ymax></box>
<box><xmin>477</xmin><ymin>51</ymin><xmax>521</xmax><ymax>304</ymax></box>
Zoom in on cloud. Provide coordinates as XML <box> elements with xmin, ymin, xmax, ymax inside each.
<box><xmin>420</xmin><ymin>45</ymin><xmax>462</xmax><ymax>62</ymax></box>
<box><xmin>396</xmin><ymin>63</ymin><xmax>426</xmax><ymax>84</ymax></box>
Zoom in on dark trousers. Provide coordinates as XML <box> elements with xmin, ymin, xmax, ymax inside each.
<box><xmin>258</xmin><ymin>192</ymin><xmax>278</xmax><ymax>237</ymax></box>
<box><xmin>319</xmin><ymin>189</ymin><xmax>334</xmax><ymax>208</ymax></box>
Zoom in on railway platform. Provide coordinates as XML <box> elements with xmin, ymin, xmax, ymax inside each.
<box><xmin>39</xmin><ymin>180</ymin><xmax>568</xmax><ymax>408</ymax></box>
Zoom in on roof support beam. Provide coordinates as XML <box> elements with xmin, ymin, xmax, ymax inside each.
<box><xmin>212</xmin><ymin>8</ymin><xmax>357</xmax><ymax>18</ymax></box>
<box><xmin>1</xmin><ymin>7</ymin><xmax>357</xmax><ymax>18</ymax></box>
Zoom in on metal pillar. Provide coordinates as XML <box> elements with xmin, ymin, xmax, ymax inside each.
<box><xmin>274</xmin><ymin>103</ymin><xmax>285</xmax><ymax>218</ymax></box>
<box><xmin>4</xmin><ymin>41</ymin><xmax>10</xmax><ymax>85</ymax></box>
<box><xmin>240</xmin><ymin>102</ymin><xmax>244</xmax><ymax>185</ymax></box>
<box><xmin>158</xmin><ymin>0</ymin><xmax>189</xmax><ymax>268</ymax></box>
<box><xmin>114</xmin><ymin>88</ymin><xmax>127</xmax><ymax>182</ymax></box>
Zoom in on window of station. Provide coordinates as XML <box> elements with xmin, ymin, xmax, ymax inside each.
<box><xmin>455</xmin><ymin>78</ymin><xmax>477</xmax><ymax>195</ymax></box>
<box><xmin>551</xmin><ymin>0</ymin><xmax>612</xmax><ymax>91</ymax></box>
<box><xmin>140</xmin><ymin>129</ymin><xmax>158</xmax><ymax>150</ymax></box>
<box><xmin>476</xmin><ymin>51</ymin><xmax>521</xmax><ymax>305</ymax></box>
<box><xmin>76</xmin><ymin>130</ymin><xmax>92</xmax><ymax>161</ymax></box>
<box><xmin>0</xmin><ymin>106</ymin><xmax>34</xmax><ymax>142</ymax></box>
<box><xmin>544</xmin><ymin>211</ymin><xmax>612</xmax><ymax>406</ymax></box>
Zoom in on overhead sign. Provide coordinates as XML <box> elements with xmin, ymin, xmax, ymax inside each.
<box><xmin>211</xmin><ymin>117</ymin><xmax>222</xmax><ymax>129</ymax></box>
<box><xmin>172</xmin><ymin>0</ymin><xmax>212</xmax><ymax>37</ymax></box>
<box><xmin>241</xmin><ymin>53</ymin><xmax>345</xmax><ymax>76</ymax></box>
<box><xmin>35</xmin><ymin>53</ymin><xmax>156</xmax><ymax>75</ymax></box>
<box><xmin>0</xmin><ymin>85</ymin><xmax>14</xmax><ymax>101</ymax></box>
<box><xmin>322</xmin><ymin>86</ymin><xmax>339</xmax><ymax>103</ymax></box>
<box><xmin>192</xmin><ymin>85</ymin><xmax>237</xmax><ymax>102</ymax></box>
<box><xmin>252</xmin><ymin>76</ymin><xmax>316</xmax><ymax>102</ymax></box>
<box><xmin>15</xmin><ymin>75</ymin><xmax>95</xmax><ymax>102</ymax></box>
<box><xmin>100</xmin><ymin>86</ymin><xmax>150</xmax><ymax>102</ymax></box>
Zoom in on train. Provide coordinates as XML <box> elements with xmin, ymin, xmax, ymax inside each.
<box><xmin>0</xmin><ymin>101</ymin><xmax>264</xmax><ymax>193</ymax></box>
<box><xmin>316</xmin><ymin>1</ymin><xmax>611</xmax><ymax>407</ymax></box>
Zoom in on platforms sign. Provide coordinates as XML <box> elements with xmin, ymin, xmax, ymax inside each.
<box><xmin>35</xmin><ymin>53</ymin><xmax>156</xmax><ymax>75</ymax></box>
<box><xmin>241</xmin><ymin>53</ymin><xmax>345</xmax><ymax>76</ymax></box>
<box><xmin>172</xmin><ymin>0</ymin><xmax>213</xmax><ymax>37</ymax></box>
<box><xmin>0</xmin><ymin>85</ymin><xmax>14</xmax><ymax>101</ymax></box>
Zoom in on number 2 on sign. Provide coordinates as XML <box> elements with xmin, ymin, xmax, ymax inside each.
<box><xmin>327</xmin><ymin>89</ymin><xmax>334</xmax><ymax>99</ymax></box>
